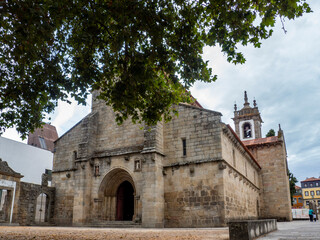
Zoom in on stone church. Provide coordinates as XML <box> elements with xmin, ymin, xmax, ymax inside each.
<box><xmin>51</xmin><ymin>91</ymin><xmax>292</xmax><ymax>227</ymax></box>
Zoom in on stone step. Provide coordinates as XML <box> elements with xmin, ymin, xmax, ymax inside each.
<box><xmin>88</xmin><ymin>221</ymin><xmax>141</xmax><ymax>228</ymax></box>
<box><xmin>0</xmin><ymin>222</ymin><xmax>19</xmax><ymax>226</ymax></box>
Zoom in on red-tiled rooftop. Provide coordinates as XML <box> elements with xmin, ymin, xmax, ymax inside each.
<box><xmin>243</xmin><ymin>136</ymin><xmax>279</xmax><ymax>146</ymax></box>
<box><xmin>295</xmin><ymin>185</ymin><xmax>301</xmax><ymax>190</ymax></box>
<box><xmin>301</xmin><ymin>177</ymin><xmax>320</xmax><ymax>182</ymax></box>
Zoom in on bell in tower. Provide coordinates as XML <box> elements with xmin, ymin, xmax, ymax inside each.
<box><xmin>232</xmin><ymin>91</ymin><xmax>263</xmax><ymax>141</ymax></box>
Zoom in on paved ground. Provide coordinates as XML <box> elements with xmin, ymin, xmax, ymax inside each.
<box><xmin>0</xmin><ymin>221</ymin><xmax>319</xmax><ymax>240</ymax></box>
<box><xmin>0</xmin><ymin>226</ymin><xmax>229</xmax><ymax>240</ymax></box>
<box><xmin>259</xmin><ymin>220</ymin><xmax>320</xmax><ymax>240</ymax></box>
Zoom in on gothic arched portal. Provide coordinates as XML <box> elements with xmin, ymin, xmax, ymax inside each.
<box><xmin>98</xmin><ymin>168</ymin><xmax>136</xmax><ymax>221</ymax></box>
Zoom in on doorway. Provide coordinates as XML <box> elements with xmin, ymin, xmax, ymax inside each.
<box><xmin>116</xmin><ymin>181</ymin><xmax>134</xmax><ymax>221</ymax></box>
<box><xmin>35</xmin><ymin>193</ymin><xmax>48</xmax><ymax>223</ymax></box>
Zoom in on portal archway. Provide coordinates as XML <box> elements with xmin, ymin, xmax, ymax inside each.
<box><xmin>98</xmin><ymin>168</ymin><xmax>136</xmax><ymax>221</ymax></box>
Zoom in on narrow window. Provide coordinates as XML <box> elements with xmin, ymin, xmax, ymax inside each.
<box><xmin>311</xmin><ymin>191</ymin><xmax>314</xmax><ymax>196</ymax></box>
<box><xmin>38</xmin><ymin>137</ymin><xmax>47</xmax><ymax>149</ymax></box>
<box><xmin>310</xmin><ymin>183</ymin><xmax>313</xmax><ymax>187</ymax></box>
<box><xmin>316</xmin><ymin>182</ymin><xmax>319</xmax><ymax>187</ymax></box>
<box><xmin>305</xmin><ymin>191</ymin><xmax>309</xmax><ymax>196</ymax></box>
<box><xmin>306</xmin><ymin>201</ymin><xmax>310</xmax><ymax>205</ymax></box>
<box><xmin>182</xmin><ymin>139</ymin><xmax>187</xmax><ymax>156</ymax></box>
<box><xmin>317</xmin><ymin>190</ymin><xmax>320</xmax><ymax>195</ymax></box>
<box><xmin>73</xmin><ymin>151</ymin><xmax>77</xmax><ymax>161</ymax></box>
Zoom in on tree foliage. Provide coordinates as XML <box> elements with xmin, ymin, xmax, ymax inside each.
<box><xmin>289</xmin><ymin>170</ymin><xmax>298</xmax><ymax>205</ymax></box>
<box><xmin>0</xmin><ymin>0</ymin><xmax>311</xmax><ymax>138</ymax></box>
<box><xmin>266</xmin><ymin>129</ymin><xmax>276</xmax><ymax>137</ymax></box>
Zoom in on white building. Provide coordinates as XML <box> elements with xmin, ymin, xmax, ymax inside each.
<box><xmin>0</xmin><ymin>137</ymin><xmax>53</xmax><ymax>184</ymax></box>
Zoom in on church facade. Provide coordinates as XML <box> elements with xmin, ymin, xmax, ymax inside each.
<box><xmin>52</xmin><ymin>91</ymin><xmax>292</xmax><ymax>227</ymax></box>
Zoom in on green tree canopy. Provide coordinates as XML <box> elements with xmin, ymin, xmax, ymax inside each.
<box><xmin>0</xmin><ymin>0</ymin><xmax>311</xmax><ymax>138</ymax></box>
<box><xmin>289</xmin><ymin>170</ymin><xmax>298</xmax><ymax>205</ymax></box>
<box><xmin>266</xmin><ymin>129</ymin><xmax>276</xmax><ymax>137</ymax></box>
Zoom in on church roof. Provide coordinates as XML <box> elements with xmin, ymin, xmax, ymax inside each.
<box><xmin>0</xmin><ymin>158</ymin><xmax>23</xmax><ymax>178</ymax></box>
<box><xmin>301</xmin><ymin>177</ymin><xmax>320</xmax><ymax>182</ymax></box>
<box><xmin>242</xmin><ymin>136</ymin><xmax>280</xmax><ymax>146</ymax></box>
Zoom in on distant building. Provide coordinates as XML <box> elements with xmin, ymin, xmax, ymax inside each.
<box><xmin>27</xmin><ymin>124</ymin><xmax>58</xmax><ymax>152</ymax></box>
<box><xmin>301</xmin><ymin>177</ymin><xmax>320</xmax><ymax>208</ymax></box>
<box><xmin>292</xmin><ymin>186</ymin><xmax>303</xmax><ymax>209</ymax></box>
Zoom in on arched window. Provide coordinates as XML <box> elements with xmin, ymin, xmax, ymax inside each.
<box><xmin>243</xmin><ymin>122</ymin><xmax>252</xmax><ymax>138</ymax></box>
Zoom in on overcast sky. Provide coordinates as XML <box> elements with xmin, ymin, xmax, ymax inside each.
<box><xmin>3</xmin><ymin>0</ymin><xmax>320</xmax><ymax>183</ymax></box>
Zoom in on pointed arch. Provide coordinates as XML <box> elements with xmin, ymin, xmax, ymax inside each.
<box><xmin>98</xmin><ymin>168</ymin><xmax>137</xmax><ymax>221</ymax></box>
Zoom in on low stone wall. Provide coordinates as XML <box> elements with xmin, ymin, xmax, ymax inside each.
<box><xmin>18</xmin><ymin>182</ymin><xmax>55</xmax><ymax>225</ymax></box>
<box><xmin>228</xmin><ymin>219</ymin><xmax>277</xmax><ymax>240</ymax></box>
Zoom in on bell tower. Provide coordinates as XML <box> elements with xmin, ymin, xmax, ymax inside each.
<box><xmin>232</xmin><ymin>91</ymin><xmax>263</xmax><ymax>141</ymax></box>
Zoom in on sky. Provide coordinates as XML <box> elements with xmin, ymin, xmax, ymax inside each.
<box><xmin>3</xmin><ymin>0</ymin><xmax>320</xmax><ymax>183</ymax></box>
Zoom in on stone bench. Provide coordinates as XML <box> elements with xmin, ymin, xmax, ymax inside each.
<box><xmin>228</xmin><ymin>219</ymin><xmax>277</xmax><ymax>240</ymax></box>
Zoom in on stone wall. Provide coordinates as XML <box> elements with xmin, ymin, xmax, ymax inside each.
<box><xmin>164</xmin><ymin>161</ymin><xmax>225</xmax><ymax>227</ymax></box>
<box><xmin>17</xmin><ymin>182</ymin><xmax>55</xmax><ymax>225</ymax></box>
<box><xmin>163</xmin><ymin>104</ymin><xmax>225</xmax><ymax>227</ymax></box>
<box><xmin>163</xmin><ymin>104</ymin><xmax>222</xmax><ymax>166</ymax></box>
<box><xmin>52</xmin><ymin>171</ymin><xmax>75</xmax><ymax>225</ymax></box>
<box><xmin>222</xmin><ymin>165</ymin><xmax>260</xmax><ymax>221</ymax></box>
<box><xmin>220</xmin><ymin>126</ymin><xmax>260</xmax><ymax>222</ymax></box>
<box><xmin>247</xmin><ymin>141</ymin><xmax>292</xmax><ymax>221</ymax></box>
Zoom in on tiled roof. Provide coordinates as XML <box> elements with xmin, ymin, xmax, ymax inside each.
<box><xmin>243</xmin><ymin>136</ymin><xmax>279</xmax><ymax>146</ymax></box>
<box><xmin>295</xmin><ymin>185</ymin><xmax>301</xmax><ymax>190</ymax></box>
<box><xmin>301</xmin><ymin>177</ymin><xmax>320</xmax><ymax>182</ymax></box>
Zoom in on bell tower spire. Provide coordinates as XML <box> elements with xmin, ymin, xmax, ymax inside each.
<box><xmin>244</xmin><ymin>91</ymin><xmax>250</xmax><ymax>107</ymax></box>
<box><xmin>232</xmin><ymin>91</ymin><xmax>263</xmax><ymax>140</ymax></box>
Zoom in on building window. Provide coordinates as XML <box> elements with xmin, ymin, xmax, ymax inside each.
<box><xmin>306</xmin><ymin>201</ymin><xmax>310</xmax><ymax>205</ymax></box>
<box><xmin>293</xmin><ymin>198</ymin><xmax>297</xmax><ymax>204</ymax></box>
<box><xmin>317</xmin><ymin>190</ymin><xmax>320</xmax><ymax>195</ymax></box>
<box><xmin>73</xmin><ymin>151</ymin><xmax>77</xmax><ymax>161</ymax></box>
<box><xmin>305</xmin><ymin>183</ymin><xmax>308</xmax><ymax>187</ymax></box>
<box><xmin>298</xmin><ymin>198</ymin><xmax>303</xmax><ymax>203</ymax></box>
<box><xmin>310</xmin><ymin>183</ymin><xmax>313</xmax><ymax>187</ymax></box>
<box><xmin>305</xmin><ymin>191</ymin><xmax>309</xmax><ymax>196</ymax></box>
<box><xmin>316</xmin><ymin>182</ymin><xmax>319</xmax><ymax>187</ymax></box>
<box><xmin>182</xmin><ymin>139</ymin><xmax>186</xmax><ymax>156</ymax></box>
<box><xmin>311</xmin><ymin>191</ymin><xmax>315</xmax><ymax>196</ymax></box>
<box><xmin>318</xmin><ymin>200</ymin><xmax>320</xmax><ymax>205</ymax></box>
<box><xmin>38</xmin><ymin>137</ymin><xmax>47</xmax><ymax>149</ymax></box>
